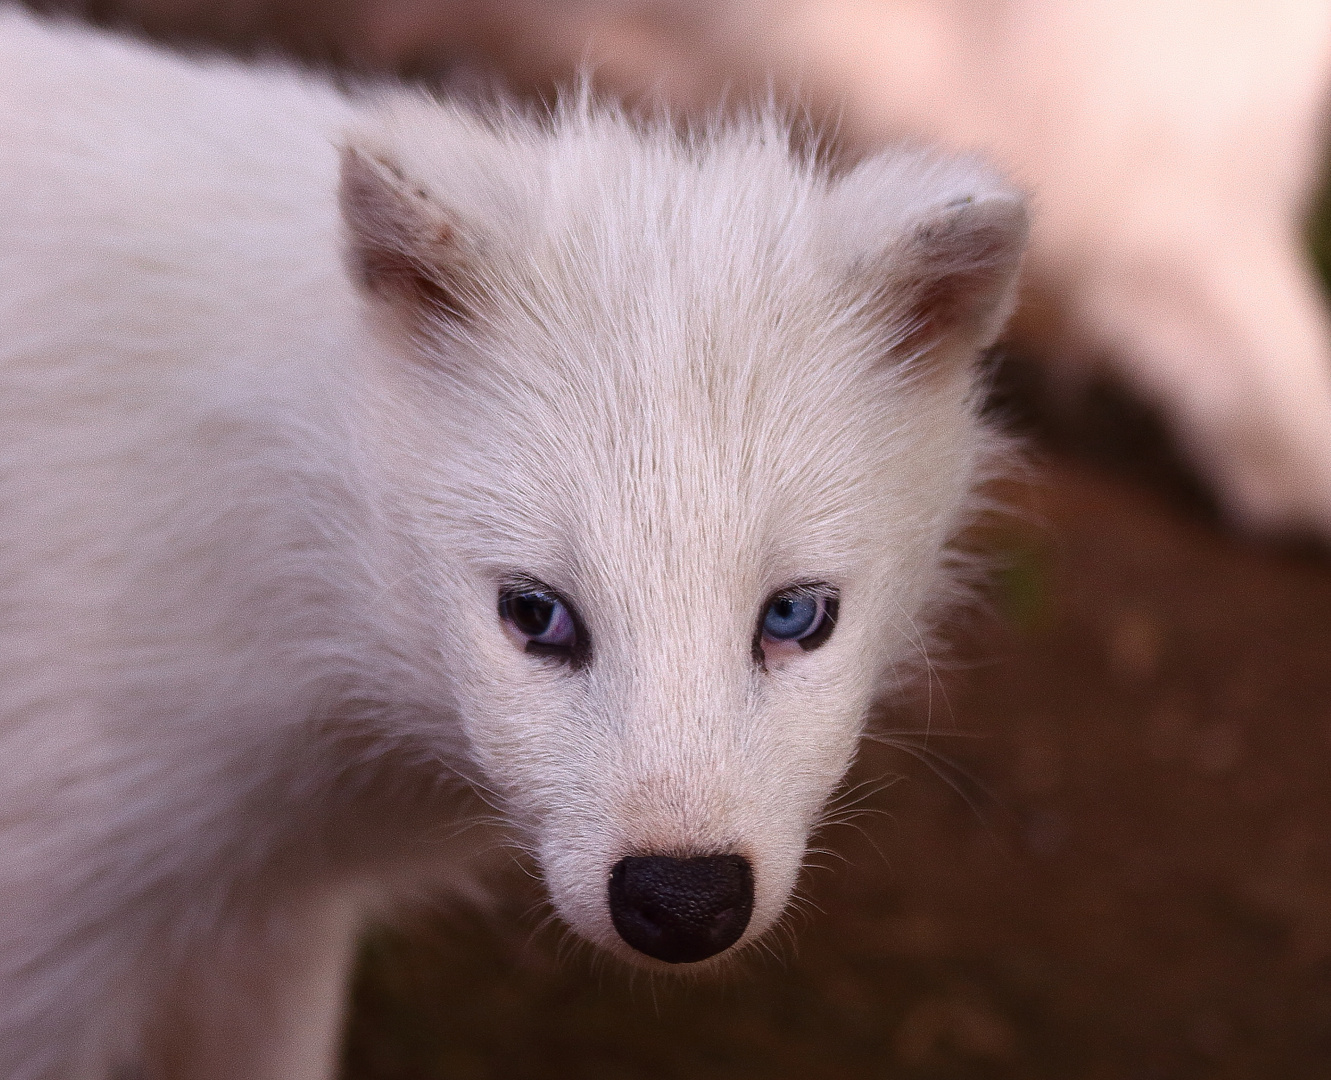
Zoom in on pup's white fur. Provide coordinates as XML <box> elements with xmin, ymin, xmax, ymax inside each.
<box><xmin>0</xmin><ymin>8</ymin><xmax>1027</xmax><ymax>1077</ymax></box>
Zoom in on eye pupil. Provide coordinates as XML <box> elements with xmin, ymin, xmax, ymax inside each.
<box><xmin>509</xmin><ymin>594</ymin><xmax>554</xmax><ymax>636</ymax></box>
<box><xmin>756</xmin><ymin>585</ymin><xmax>839</xmax><ymax>656</ymax></box>
<box><xmin>498</xmin><ymin>584</ymin><xmax>586</xmax><ymax>666</ymax></box>
<box><xmin>762</xmin><ymin>592</ymin><xmax>820</xmax><ymax>640</ymax></box>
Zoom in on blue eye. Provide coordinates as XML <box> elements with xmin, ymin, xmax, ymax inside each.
<box><xmin>760</xmin><ymin>587</ymin><xmax>837</xmax><ymax>652</ymax></box>
<box><xmin>763</xmin><ymin>593</ymin><xmax>820</xmax><ymax>639</ymax></box>
<box><xmin>498</xmin><ymin>585</ymin><xmax>587</xmax><ymax>666</ymax></box>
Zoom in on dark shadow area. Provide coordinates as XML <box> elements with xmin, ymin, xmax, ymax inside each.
<box><xmin>982</xmin><ymin>349</ymin><xmax>1224</xmax><ymax>528</ymax></box>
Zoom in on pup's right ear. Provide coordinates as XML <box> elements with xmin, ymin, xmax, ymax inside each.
<box><xmin>339</xmin><ymin>144</ymin><xmax>485</xmax><ymax>334</ymax></box>
<box><xmin>832</xmin><ymin>153</ymin><xmax>1029</xmax><ymax>367</ymax></box>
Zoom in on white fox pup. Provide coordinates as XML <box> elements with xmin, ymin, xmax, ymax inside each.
<box><xmin>0</xmin><ymin>7</ymin><xmax>1027</xmax><ymax>1078</ymax></box>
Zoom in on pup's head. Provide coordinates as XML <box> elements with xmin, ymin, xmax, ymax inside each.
<box><xmin>341</xmin><ymin>101</ymin><xmax>1027</xmax><ymax>967</ymax></box>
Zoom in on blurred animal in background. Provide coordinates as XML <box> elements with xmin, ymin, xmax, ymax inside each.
<box><xmin>533</xmin><ymin>0</ymin><xmax>1331</xmax><ymax>540</ymax></box>
<box><xmin>0</xmin><ymin>6</ymin><xmax>1026</xmax><ymax>1076</ymax></box>
<box><xmin>36</xmin><ymin>0</ymin><xmax>1331</xmax><ymax>536</ymax></box>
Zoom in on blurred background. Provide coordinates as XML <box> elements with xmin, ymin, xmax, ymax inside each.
<box><xmin>18</xmin><ymin>2</ymin><xmax>1331</xmax><ymax>1076</ymax></box>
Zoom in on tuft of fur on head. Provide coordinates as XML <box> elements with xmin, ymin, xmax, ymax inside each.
<box><xmin>339</xmin><ymin>93</ymin><xmax>1029</xmax><ymax>967</ymax></box>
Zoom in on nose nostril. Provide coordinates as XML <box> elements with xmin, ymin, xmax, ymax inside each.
<box><xmin>607</xmin><ymin>853</ymin><xmax>754</xmax><ymax>964</ymax></box>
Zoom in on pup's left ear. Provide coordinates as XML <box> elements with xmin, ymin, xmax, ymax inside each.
<box><xmin>339</xmin><ymin>143</ymin><xmax>486</xmax><ymax>334</ymax></box>
<box><xmin>835</xmin><ymin>155</ymin><xmax>1030</xmax><ymax>363</ymax></box>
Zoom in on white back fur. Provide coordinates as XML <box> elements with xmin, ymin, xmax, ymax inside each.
<box><xmin>0</xmin><ymin>7</ymin><xmax>1026</xmax><ymax>1078</ymax></box>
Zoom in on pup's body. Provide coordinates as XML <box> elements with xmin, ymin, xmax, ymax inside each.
<box><xmin>0</xmin><ymin>8</ymin><xmax>1027</xmax><ymax>1078</ymax></box>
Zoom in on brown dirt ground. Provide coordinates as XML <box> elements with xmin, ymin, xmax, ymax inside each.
<box><xmin>340</xmin><ymin>439</ymin><xmax>1331</xmax><ymax>1080</ymax></box>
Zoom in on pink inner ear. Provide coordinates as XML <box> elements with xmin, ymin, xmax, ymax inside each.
<box><xmin>339</xmin><ymin>146</ymin><xmax>479</xmax><ymax>328</ymax></box>
<box><xmin>355</xmin><ymin>222</ymin><xmax>473</xmax><ymax>323</ymax></box>
<box><xmin>881</xmin><ymin>200</ymin><xmax>1028</xmax><ymax>360</ymax></box>
<box><xmin>908</xmin><ymin>249</ymin><xmax>1009</xmax><ymax>346</ymax></box>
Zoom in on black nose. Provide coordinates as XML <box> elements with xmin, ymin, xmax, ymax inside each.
<box><xmin>607</xmin><ymin>854</ymin><xmax>754</xmax><ymax>963</ymax></box>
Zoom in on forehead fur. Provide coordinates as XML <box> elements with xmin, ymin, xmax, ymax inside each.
<box><xmin>357</xmin><ymin>98</ymin><xmax>1004</xmax><ymax>604</ymax></box>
